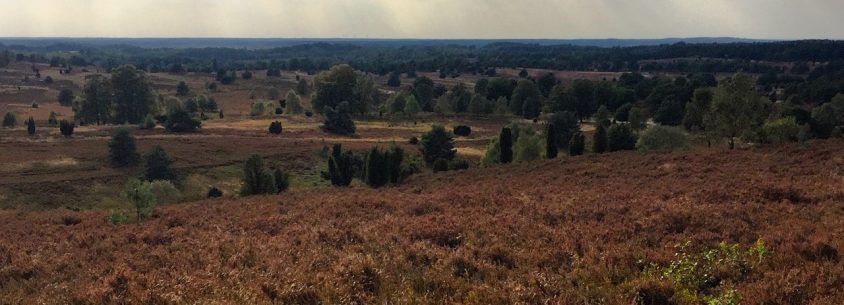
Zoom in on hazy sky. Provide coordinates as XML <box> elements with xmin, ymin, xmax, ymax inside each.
<box><xmin>1</xmin><ymin>0</ymin><xmax>842</xmax><ymax>39</ymax></box>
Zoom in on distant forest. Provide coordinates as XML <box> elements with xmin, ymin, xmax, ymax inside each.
<box><xmin>2</xmin><ymin>39</ymin><xmax>843</xmax><ymax>76</ymax></box>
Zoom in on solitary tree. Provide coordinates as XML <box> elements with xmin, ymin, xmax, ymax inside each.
<box><xmin>285</xmin><ymin>90</ymin><xmax>303</xmax><ymax>114</ymax></box>
<box><xmin>122</xmin><ymin>179</ymin><xmax>156</xmax><ymax>221</ymax></box>
<box><xmin>3</xmin><ymin>112</ymin><xmax>16</xmax><ymax>128</ymax></box>
<box><xmin>420</xmin><ymin>125</ymin><xmax>456</xmax><ymax>165</ymax></box>
<box><xmin>269</xmin><ymin>121</ymin><xmax>283</xmax><ymax>134</ymax></box>
<box><xmin>500</xmin><ymin>127</ymin><xmax>513</xmax><ymax>163</ymax></box>
<box><xmin>143</xmin><ymin>145</ymin><xmax>175</xmax><ymax>181</ymax></box>
<box><xmin>59</xmin><ymin>120</ymin><xmax>74</xmax><ymax>137</ymax></box>
<box><xmin>706</xmin><ymin>73</ymin><xmax>759</xmax><ymax>149</ymax></box>
<box><xmin>108</xmin><ymin>129</ymin><xmax>139</xmax><ymax>167</ymax></box>
<box><xmin>608</xmin><ymin>124</ymin><xmax>638</xmax><ymax>152</ymax></box>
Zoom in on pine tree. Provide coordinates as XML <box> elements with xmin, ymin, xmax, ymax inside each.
<box><xmin>326</xmin><ymin>144</ymin><xmax>355</xmax><ymax>187</ymax></box>
<box><xmin>593</xmin><ymin>123</ymin><xmax>608</xmax><ymax>154</ymax></box>
<box><xmin>545</xmin><ymin>124</ymin><xmax>558</xmax><ymax>159</ymax></box>
<box><xmin>59</xmin><ymin>120</ymin><xmax>75</xmax><ymax>137</ymax></box>
<box><xmin>500</xmin><ymin>127</ymin><xmax>513</xmax><ymax>163</ymax></box>
<box><xmin>364</xmin><ymin>147</ymin><xmax>387</xmax><ymax>188</ymax></box>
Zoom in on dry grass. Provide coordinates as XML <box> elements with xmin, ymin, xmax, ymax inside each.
<box><xmin>0</xmin><ymin>140</ymin><xmax>841</xmax><ymax>304</ymax></box>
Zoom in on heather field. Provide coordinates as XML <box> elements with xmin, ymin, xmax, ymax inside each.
<box><xmin>0</xmin><ymin>140</ymin><xmax>841</xmax><ymax>304</ymax></box>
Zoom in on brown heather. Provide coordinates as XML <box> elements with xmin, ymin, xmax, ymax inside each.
<box><xmin>0</xmin><ymin>141</ymin><xmax>842</xmax><ymax>304</ymax></box>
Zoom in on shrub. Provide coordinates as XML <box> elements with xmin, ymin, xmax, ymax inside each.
<box><xmin>165</xmin><ymin>109</ymin><xmax>201</xmax><ymax>132</ymax></box>
<box><xmin>240</xmin><ymin>155</ymin><xmax>278</xmax><ymax>196</ymax></box>
<box><xmin>321</xmin><ymin>102</ymin><xmax>356</xmax><ymax>135</ymax></box>
<box><xmin>325</xmin><ymin>144</ymin><xmax>358</xmax><ymax>187</ymax></box>
<box><xmin>31</xmin><ymin>102</ymin><xmax>39</xmax><ymax>109</ymax></box>
<box><xmin>109</xmin><ymin>129</ymin><xmax>139</xmax><ymax>167</ymax></box>
<box><xmin>144</xmin><ymin>145</ymin><xmax>175</xmax><ymax>181</ymax></box>
<box><xmin>285</xmin><ymin>90</ymin><xmax>304</xmax><ymax>114</ymax></box>
<box><xmin>548</xmin><ymin>111</ymin><xmax>580</xmax><ymax>149</ymax></box>
<box><xmin>305</xmin><ymin>111</ymin><xmax>313</xmax><ymax>117</ymax></box>
<box><xmin>176</xmin><ymin>81</ymin><xmax>190</xmax><ymax>96</ymax></box>
<box><xmin>593</xmin><ymin>123</ymin><xmax>608</xmax><ymax>153</ymax></box>
<box><xmin>273</xmin><ymin>168</ymin><xmax>290</xmax><ymax>193</ymax></box>
<box><xmin>762</xmin><ymin>117</ymin><xmax>800</xmax><ymax>144</ymax></box>
<box><xmin>109</xmin><ymin>209</ymin><xmax>129</xmax><ymax>225</ymax></box>
<box><xmin>514</xmin><ymin>132</ymin><xmax>542</xmax><ymax>162</ymax></box>
<box><xmin>139</xmin><ymin>114</ymin><xmax>156</xmax><ymax>129</ymax></box>
<box><xmin>269</xmin><ymin>121</ymin><xmax>283</xmax><ymax>135</ymax></box>
<box><xmin>449</xmin><ymin>158</ymin><xmax>470</xmax><ymax>171</ymax></box>
<box><xmin>364</xmin><ymin>145</ymin><xmax>407</xmax><ymax>188</ymax></box>
<box><xmin>242</xmin><ymin>71</ymin><xmax>252</xmax><ymax>79</ymax></box>
<box><xmin>408</xmin><ymin>136</ymin><xmax>419</xmax><ymax>145</ymax></box>
<box><xmin>57</xmin><ymin>89</ymin><xmax>74</xmax><ymax>106</ymax></box>
<box><xmin>432</xmin><ymin>158</ymin><xmax>449</xmax><ymax>173</ymax></box>
<box><xmin>48</xmin><ymin>112</ymin><xmax>58</xmax><ymax>126</ymax></box>
<box><xmin>121</xmin><ymin>179</ymin><xmax>157</xmax><ymax>221</ymax></box>
<box><xmin>25</xmin><ymin>117</ymin><xmax>36</xmax><ymax>136</ymax></box>
<box><xmin>453</xmin><ymin>125</ymin><xmax>471</xmax><ymax>137</ymax></box>
<box><xmin>637</xmin><ymin>125</ymin><xmax>691</xmax><ymax>152</ymax></box>
<box><xmin>207</xmin><ymin>187</ymin><xmax>223</xmax><ymax>198</ymax></box>
<box><xmin>2</xmin><ymin>112</ymin><xmax>16</xmax><ymax>128</ymax></box>
<box><xmin>250</xmin><ymin>101</ymin><xmax>275</xmax><ymax>117</ymax></box>
<box><xmin>420</xmin><ymin>125</ymin><xmax>455</xmax><ymax>165</ymax></box>
<box><xmin>569</xmin><ymin>131</ymin><xmax>585</xmax><ymax>156</ymax></box>
<box><xmin>608</xmin><ymin>124</ymin><xmax>638</xmax><ymax>152</ymax></box>
<box><xmin>148</xmin><ymin>180</ymin><xmax>181</xmax><ymax>204</ymax></box>
<box><xmin>59</xmin><ymin>120</ymin><xmax>74</xmax><ymax>137</ymax></box>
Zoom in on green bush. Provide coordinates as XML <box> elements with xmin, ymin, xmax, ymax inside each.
<box><xmin>321</xmin><ymin>102</ymin><xmax>356</xmax><ymax>135</ymax></box>
<box><xmin>144</xmin><ymin>145</ymin><xmax>175</xmax><ymax>181</ymax></box>
<box><xmin>121</xmin><ymin>179</ymin><xmax>157</xmax><ymax>221</ymax></box>
<box><xmin>148</xmin><ymin>180</ymin><xmax>181</xmax><ymax>204</ymax></box>
<box><xmin>269</xmin><ymin>121</ymin><xmax>283</xmax><ymax>134</ymax></box>
<box><xmin>637</xmin><ymin>125</ymin><xmax>691</xmax><ymax>152</ymax></box>
<box><xmin>420</xmin><ymin>125</ymin><xmax>455</xmax><ymax>165</ymax></box>
<box><xmin>514</xmin><ymin>132</ymin><xmax>542</xmax><ymax>162</ymax></box>
<box><xmin>207</xmin><ymin>187</ymin><xmax>223</xmax><ymax>198</ymax></box>
<box><xmin>165</xmin><ymin>109</ymin><xmax>201</xmax><ymax>132</ymax></box>
<box><xmin>593</xmin><ymin>123</ymin><xmax>608</xmax><ymax>153</ymax></box>
<box><xmin>324</xmin><ymin>144</ymin><xmax>359</xmax><ymax>187</ymax></box>
<box><xmin>139</xmin><ymin>114</ymin><xmax>156</xmax><ymax>130</ymax></box>
<box><xmin>569</xmin><ymin>131</ymin><xmax>585</xmax><ymax>156</ymax></box>
<box><xmin>432</xmin><ymin>158</ymin><xmax>449</xmax><ymax>173</ymax></box>
<box><xmin>250</xmin><ymin>101</ymin><xmax>275</xmax><ymax>117</ymax></box>
<box><xmin>608</xmin><ymin>124</ymin><xmax>637</xmax><ymax>152</ymax></box>
<box><xmin>762</xmin><ymin>117</ymin><xmax>800</xmax><ymax>144</ymax></box>
<box><xmin>240</xmin><ymin>155</ymin><xmax>277</xmax><ymax>196</ymax></box>
<box><xmin>59</xmin><ymin>120</ymin><xmax>75</xmax><ymax>137</ymax></box>
<box><xmin>2</xmin><ymin>112</ymin><xmax>16</xmax><ymax>128</ymax></box>
<box><xmin>109</xmin><ymin>129</ymin><xmax>139</xmax><ymax>167</ymax></box>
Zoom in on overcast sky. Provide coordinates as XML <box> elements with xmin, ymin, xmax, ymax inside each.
<box><xmin>0</xmin><ymin>0</ymin><xmax>842</xmax><ymax>39</ymax></box>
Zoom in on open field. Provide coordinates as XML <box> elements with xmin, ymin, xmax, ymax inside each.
<box><xmin>0</xmin><ymin>140</ymin><xmax>842</xmax><ymax>304</ymax></box>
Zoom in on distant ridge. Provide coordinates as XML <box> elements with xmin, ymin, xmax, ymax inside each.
<box><xmin>0</xmin><ymin>37</ymin><xmax>776</xmax><ymax>49</ymax></box>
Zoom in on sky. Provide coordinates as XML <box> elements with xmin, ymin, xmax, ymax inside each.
<box><xmin>0</xmin><ymin>0</ymin><xmax>842</xmax><ymax>39</ymax></box>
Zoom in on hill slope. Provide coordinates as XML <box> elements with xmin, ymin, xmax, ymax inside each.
<box><xmin>0</xmin><ymin>141</ymin><xmax>842</xmax><ymax>304</ymax></box>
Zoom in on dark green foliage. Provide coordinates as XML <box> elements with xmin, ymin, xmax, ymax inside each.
<box><xmin>111</xmin><ymin>65</ymin><xmax>154</xmax><ymax>124</ymax></box>
<box><xmin>522</xmin><ymin>96</ymin><xmax>542</xmax><ymax>119</ymax></box>
<box><xmin>510</xmin><ymin>80</ymin><xmax>541</xmax><ymax>116</ymax></box>
<box><xmin>420</xmin><ymin>125</ymin><xmax>455</xmax><ymax>165</ymax></box>
<box><xmin>269</xmin><ymin>121</ymin><xmax>283</xmax><ymax>134</ymax></box>
<box><xmin>453</xmin><ymin>125</ymin><xmax>471</xmax><ymax>137</ymax></box>
<box><xmin>48</xmin><ymin>112</ymin><xmax>58</xmax><ymax>126</ymax></box>
<box><xmin>57</xmin><ymin>88</ymin><xmax>74</xmax><ymax>106</ymax></box>
<box><xmin>240</xmin><ymin>155</ymin><xmax>277</xmax><ymax>196</ymax></box>
<box><xmin>545</xmin><ymin>124</ymin><xmax>558</xmax><ymax>159</ymax></box>
<box><xmin>143</xmin><ymin>145</ymin><xmax>175</xmax><ymax>181</ymax></box>
<box><xmin>273</xmin><ymin>168</ymin><xmax>290</xmax><ymax>193</ymax></box>
<box><xmin>25</xmin><ymin>117</ymin><xmax>35</xmax><ymax>136</ymax></box>
<box><xmin>321</xmin><ymin>101</ymin><xmax>356</xmax><ymax>135</ymax></box>
<box><xmin>76</xmin><ymin>74</ymin><xmax>112</xmax><ymax>125</ymax></box>
<box><xmin>615</xmin><ymin>103</ymin><xmax>633</xmax><ymax>122</ymax></box>
<box><xmin>219</xmin><ymin>109</ymin><xmax>224</xmax><ymax>119</ymax></box>
<box><xmin>608</xmin><ymin>124</ymin><xmax>638</xmax><ymax>152</ymax></box>
<box><xmin>242</xmin><ymin>71</ymin><xmax>253</xmax><ymax>79</ymax></box>
<box><xmin>654</xmin><ymin>97</ymin><xmax>685</xmax><ymax>126</ymax></box>
<box><xmin>593</xmin><ymin>123</ymin><xmax>608</xmax><ymax>154</ymax></box>
<box><xmin>432</xmin><ymin>159</ymin><xmax>449</xmax><ymax>173</ymax></box>
<box><xmin>165</xmin><ymin>109</ymin><xmax>201</xmax><ymax>132</ymax></box>
<box><xmin>312</xmin><ymin>64</ymin><xmax>376</xmax><ymax>115</ymax></box>
<box><xmin>409</xmin><ymin>136</ymin><xmax>419</xmax><ymax>145</ymax></box>
<box><xmin>296</xmin><ymin>79</ymin><xmax>309</xmax><ymax>95</ymax></box>
<box><xmin>486</xmin><ymin>78</ymin><xmax>516</xmax><ymax>101</ymax></box>
<box><xmin>2</xmin><ymin>112</ymin><xmax>15</xmax><ymax>128</ymax></box>
<box><xmin>569</xmin><ymin>131</ymin><xmax>585</xmax><ymax>156</ymax></box>
<box><xmin>448</xmin><ymin>159</ymin><xmax>469</xmax><ymax>171</ymax></box>
<box><xmin>411</xmin><ymin>77</ymin><xmax>435</xmax><ymax>111</ymax></box>
<box><xmin>518</xmin><ymin>69</ymin><xmax>529</xmax><ymax>78</ymax></box>
<box><xmin>500</xmin><ymin>127</ymin><xmax>513</xmax><ymax>164</ymax></box>
<box><xmin>364</xmin><ymin>147</ymin><xmax>388</xmax><ymax>188</ymax></box>
<box><xmin>548</xmin><ymin>111</ymin><xmax>580</xmax><ymax>149</ymax></box>
<box><xmin>572</xmin><ymin>79</ymin><xmax>596</xmax><ymax>120</ymax></box>
<box><xmin>108</xmin><ymin>129</ymin><xmax>139</xmax><ymax>167</ymax></box>
<box><xmin>176</xmin><ymin>81</ymin><xmax>190</xmax><ymax>96</ymax></box>
<box><xmin>183</xmin><ymin>99</ymin><xmax>199</xmax><ymax>113</ymax></box>
<box><xmin>536</xmin><ymin>73</ymin><xmax>557</xmax><ymax>97</ymax></box>
<box><xmin>59</xmin><ymin>120</ymin><xmax>74</xmax><ymax>137</ymax></box>
<box><xmin>207</xmin><ymin>187</ymin><xmax>223</xmax><ymax>198</ymax></box>
<box><xmin>325</xmin><ymin>144</ymin><xmax>357</xmax><ymax>187</ymax></box>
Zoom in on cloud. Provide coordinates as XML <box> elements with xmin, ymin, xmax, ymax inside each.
<box><xmin>0</xmin><ymin>0</ymin><xmax>841</xmax><ymax>39</ymax></box>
